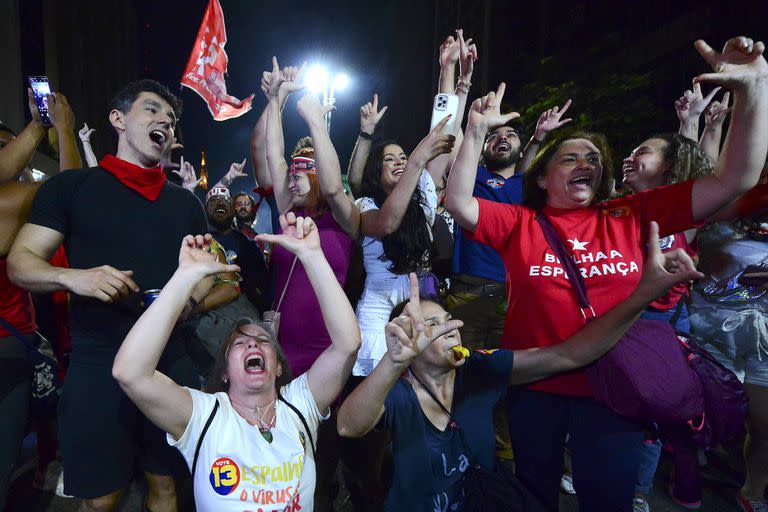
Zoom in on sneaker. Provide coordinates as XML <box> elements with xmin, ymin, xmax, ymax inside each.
<box><xmin>736</xmin><ymin>493</ymin><xmax>768</xmax><ymax>512</ymax></box>
<box><xmin>633</xmin><ymin>496</ymin><xmax>650</xmax><ymax>512</ymax></box>
<box><xmin>560</xmin><ymin>473</ymin><xmax>576</xmax><ymax>495</ymax></box>
<box><xmin>667</xmin><ymin>483</ymin><xmax>701</xmax><ymax>510</ymax></box>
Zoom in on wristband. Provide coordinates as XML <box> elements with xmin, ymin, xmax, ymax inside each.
<box><xmin>532</xmin><ymin>135</ymin><xmax>546</xmax><ymax>144</ymax></box>
<box><xmin>359</xmin><ymin>131</ymin><xmax>373</xmax><ymax>140</ymax></box>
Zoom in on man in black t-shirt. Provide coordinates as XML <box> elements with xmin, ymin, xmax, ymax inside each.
<box><xmin>8</xmin><ymin>80</ymin><xmax>204</xmax><ymax>512</ymax></box>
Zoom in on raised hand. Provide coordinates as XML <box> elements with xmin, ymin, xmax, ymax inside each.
<box><xmin>439</xmin><ymin>35</ymin><xmax>460</xmax><ymax>68</ymax></box>
<box><xmin>408</xmin><ymin>115</ymin><xmax>456</xmax><ymax>169</ymax></box>
<box><xmin>704</xmin><ymin>91</ymin><xmax>732</xmax><ymax>126</ymax></box>
<box><xmin>534</xmin><ymin>99</ymin><xmax>573</xmax><ymax>141</ymax></box>
<box><xmin>78</xmin><ymin>123</ymin><xmax>95</xmax><ymax>143</ymax></box>
<box><xmin>27</xmin><ymin>88</ymin><xmax>42</xmax><ymax>125</ymax></box>
<box><xmin>171</xmin><ymin>156</ymin><xmax>202</xmax><ymax>191</ymax></box>
<box><xmin>694</xmin><ymin>36</ymin><xmax>768</xmax><ymax>90</ymax></box>
<box><xmin>297</xmin><ymin>92</ymin><xmax>336</xmax><ymax>123</ymax></box>
<box><xmin>224</xmin><ymin>158</ymin><xmax>248</xmax><ymax>182</ymax></box>
<box><xmin>675</xmin><ymin>82</ymin><xmax>720</xmax><ymax>124</ymax></box>
<box><xmin>457</xmin><ymin>29</ymin><xmax>478</xmax><ymax>80</ymax></box>
<box><xmin>360</xmin><ymin>93</ymin><xmax>388</xmax><ymax>134</ymax></box>
<box><xmin>467</xmin><ymin>82</ymin><xmax>521</xmax><ymax>133</ymax></box>
<box><xmin>178</xmin><ymin>234</ymin><xmax>240</xmax><ymax>277</ymax></box>
<box><xmin>385</xmin><ymin>273</ymin><xmax>463</xmax><ymax>365</ymax></box>
<box><xmin>636</xmin><ymin>221</ymin><xmax>704</xmax><ymax>301</ymax></box>
<box><xmin>255</xmin><ymin>212</ymin><xmax>321</xmax><ymax>257</ymax></box>
<box><xmin>47</xmin><ymin>93</ymin><xmax>76</xmax><ymax>133</ymax></box>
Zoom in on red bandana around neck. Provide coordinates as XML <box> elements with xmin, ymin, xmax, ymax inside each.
<box><xmin>100</xmin><ymin>154</ymin><xmax>166</xmax><ymax>201</ymax></box>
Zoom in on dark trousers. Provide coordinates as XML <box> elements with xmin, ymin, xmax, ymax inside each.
<box><xmin>0</xmin><ymin>336</ymin><xmax>32</xmax><ymax>510</ymax></box>
<box><xmin>507</xmin><ymin>390</ymin><xmax>645</xmax><ymax>511</ymax></box>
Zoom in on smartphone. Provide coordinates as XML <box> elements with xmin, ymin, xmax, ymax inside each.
<box><xmin>28</xmin><ymin>76</ymin><xmax>52</xmax><ymax>126</ymax></box>
<box><xmin>429</xmin><ymin>93</ymin><xmax>459</xmax><ymax>134</ymax></box>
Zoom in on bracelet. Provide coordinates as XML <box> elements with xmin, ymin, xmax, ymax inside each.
<box><xmin>359</xmin><ymin>131</ymin><xmax>373</xmax><ymax>140</ymax></box>
<box><xmin>456</xmin><ymin>78</ymin><xmax>471</xmax><ymax>94</ymax></box>
<box><xmin>532</xmin><ymin>135</ymin><xmax>546</xmax><ymax>144</ymax></box>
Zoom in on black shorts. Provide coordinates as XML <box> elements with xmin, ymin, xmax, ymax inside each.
<box><xmin>59</xmin><ymin>349</ymin><xmax>196</xmax><ymax>499</ymax></box>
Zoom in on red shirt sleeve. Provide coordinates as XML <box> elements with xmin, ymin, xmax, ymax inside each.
<box><xmin>607</xmin><ymin>179</ymin><xmax>700</xmax><ymax>239</ymax></box>
<box><xmin>462</xmin><ymin>198</ymin><xmax>522</xmax><ymax>253</ymax></box>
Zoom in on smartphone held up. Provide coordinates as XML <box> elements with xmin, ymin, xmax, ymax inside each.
<box><xmin>28</xmin><ymin>75</ymin><xmax>52</xmax><ymax>127</ymax></box>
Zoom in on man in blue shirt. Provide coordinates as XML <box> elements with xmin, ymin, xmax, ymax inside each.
<box><xmin>446</xmin><ymin>122</ymin><xmax>524</xmax><ymax>350</ymax></box>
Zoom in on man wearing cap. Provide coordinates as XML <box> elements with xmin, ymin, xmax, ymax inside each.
<box><xmin>205</xmin><ymin>186</ymin><xmax>269</xmax><ymax>312</ymax></box>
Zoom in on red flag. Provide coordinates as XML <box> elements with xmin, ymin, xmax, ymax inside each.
<box><xmin>181</xmin><ymin>0</ymin><xmax>254</xmax><ymax>121</ymax></box>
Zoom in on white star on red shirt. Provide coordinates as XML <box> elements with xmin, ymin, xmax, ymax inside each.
<box><xmin>568</xmin><ymin>238</ymin><xmax>589</xmax><ymax>251</ymax></box>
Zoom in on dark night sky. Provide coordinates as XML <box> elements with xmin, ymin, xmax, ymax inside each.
<box><xmin>19</xmin><ymin>0</ymin><xmax>768</xmax><ymax>196</ymax></box>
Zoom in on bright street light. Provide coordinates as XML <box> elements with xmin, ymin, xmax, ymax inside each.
<box><xmin>305</xmin><ymin>63</ymin><xmax>350</xmax><ymax>132</ymax></box>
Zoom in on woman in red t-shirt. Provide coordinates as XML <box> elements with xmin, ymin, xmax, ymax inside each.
<box><xmin>445</xmin><ymin>37</ymin><xmax>768</xmax><ymax>510</ymax></box>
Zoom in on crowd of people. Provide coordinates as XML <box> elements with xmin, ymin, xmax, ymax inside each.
<box><xmin>0</xmin><ymin>30</ymin><xmax>767</xmax><ymax>512</ymax></box>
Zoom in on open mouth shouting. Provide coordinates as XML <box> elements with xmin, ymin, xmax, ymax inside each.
<box><xmin>244</xmin><ymin>352</ymin><xmax>266</xmax><ymax>374</ymax></box>
<box><xmin>493</xmin><ymin>140</ymin><xmax>511</xmax><ymax>153</ymax></box>
<box><xmin>392</xmin><ymin>168</ymin><xmax>405</xmax><ymax>178</ymax></box>
<box><xmin>568</xmin><ymin>171</ymin><xmax>594</xmax><ymax>190</ymax></box>
<box><xmin>148</xmin><ymin>128</ymin><xmax>168</xmax><ymax>150</ymax></box>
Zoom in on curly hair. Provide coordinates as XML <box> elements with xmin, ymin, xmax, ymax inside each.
<box><xmin>523</xmin><ymin>131</ymin><xmax>615</xmax><ymax>210</ymax></box>
<box><xmin>360</xmin><ymin>141</ymin><xmax>433</xmax><ymax>275</ymax></box>
<box><xmin>204</xmin><ymin>319</ymin><xmax>292</xmax><ymax>394</ymax></box>
<box><xmin>648</xmin><ymin>133</ymin><xmax>714</xmax><ymax>184</ymax></box>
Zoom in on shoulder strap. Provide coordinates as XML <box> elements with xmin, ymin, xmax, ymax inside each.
<box><xmin>534</xmin><ymin>212</ymin><xmax>596</xmax><ymax>320</ymax></box>
<box><xmin>0</xmin><ymin>315</ymin><xmax>36</xmax><ymax>351</ymax></box>
<box><xmin>274</xmin><ymin>256</ymin><xmax>298</xmax><ymax>313</ymax></box>
<box><xmin>192</xmin><ymin>399</ymin><xmax>219</xmax><ymax>480</ymax></box>
<box><xmin>278</xmin><ymin>394</ymin><xmax>316</xmax><ymax>457</ymax></box>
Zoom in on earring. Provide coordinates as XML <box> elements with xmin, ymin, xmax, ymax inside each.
<box><xmin>223</xmin><ymin>378</ymin><xmax>228</xmax><ymax>384</ymax></box>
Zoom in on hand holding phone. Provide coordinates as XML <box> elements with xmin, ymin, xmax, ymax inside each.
<box><xmin>430</xmin><ymin>93</ymin><xmax>459</xmax><ymax>135</ymax></box>
<box><xmin>28</xmin><ymin>76</ymin><xmax>52</xmax><ymax>127</ymax></box>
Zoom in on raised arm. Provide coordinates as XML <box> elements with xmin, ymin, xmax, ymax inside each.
<box><xmin>338</xmin><ymin>273</ymin><xmax>462</xmax><ymax>437</ymax></box>
<box><xmin>257</xmin><ymin>213</ymin><xmax>361</xmax><ymax>413</ymax></box>
<box><xmin>296</xmin><ymin>93</ymin><xmax>360</xmax><ymax>238</ymax></box>
<box><xmin>250</xmin><ymin>70</ymin><xmax>298</xmax><ymax>190</ymax></box>
<box><xmin>113</xmin><ymin>234</ymin><xmax>239</xmax><ymax>439</ymax></box>
<box><xmin>699</xmin><ymin>91</ymin><xmax>731</xmax><ymax>161</ymax></box>
<box><xmin>214</xmin><ymin>158</ymin><xmax>247</xmax><ymax>189</ymax></box>
<box><xmin>360</xmin><ymin>116</ymin><xmax>455</xmax><ymax>239</ymax></box>
<box><xmin>445</xmin><ymin>83</ymin><xmax>520</xmax><ymax>231</ymax></box>
<box><xmin>675</xmin><ymin>82</ymin><xmax>720</xmax><ymax>141</ymax></box>
<box><xmin>690</xmin><ymin>37</ymin><xmax>768</xmax><ymax>221</ymax></box>
<box><xmin>78</xmin><ymin>123</ymin><xmax>99</xmax><ymax>167</ymax></box>
<box><xmin>427</xmin><ymin>29</ymin><xmax>478</xmax><ymax>196</ymax></box>
<box><xmin>264</xmin><ymin>58</ymin><xmax>306</xmax><ymax>214</ymax></box>
<box><xmin>518</xmin><ymin>99</ymin><xmax>573</xmax><ymax>173</ymax></box>
<box><xmin>510</xmin><ymin>222</ymin><xmax>704</xmax><ymax>385</ymax></box>
<box><xmin>46</xmin><ymin>93</ymin><xmax>81</xmax><ymax>172</ymax></box>
<box><xmin>347</xmin><ymin>94</ymin><xmax>388</xmax><ymax>197</ymax></box>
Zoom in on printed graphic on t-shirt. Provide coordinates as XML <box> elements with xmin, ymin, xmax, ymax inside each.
<box><xmin>528</xmin><ymin>237</ymin><xmax>641</xmax><ymax>281</ymax></box>
<box><xmin>206</xmin><ymin>453</ymin><xmax>306</xmax><ymax>510</ymax></box>
<box><xmin>658</xmin><ymin>235</ymin><xmax>675</xmax><ymax>251</ymax></box>
<box><xmin>485</xmin><ymin>176</ymin><xmax>505</xmax><ymax>189</ymax></box>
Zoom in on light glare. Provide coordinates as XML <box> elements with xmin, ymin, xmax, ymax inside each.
<box><xmin>333</xmin><ymin>73</ymin><xmax>350</xmax><ymax>91</ymax></box>
<box><xmin>305</xmin><ymin>65</ymin><xmax>329</xmax><ymax>93</ymax></box>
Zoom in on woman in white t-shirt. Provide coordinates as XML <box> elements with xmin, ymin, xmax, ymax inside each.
<box><xmin>112</xmin><ymin>213</ymin><xmax>361</xmax><ymax>512</ymax></box>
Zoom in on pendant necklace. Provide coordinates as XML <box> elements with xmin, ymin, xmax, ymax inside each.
<box><xmin>231</xmin><ymin>397</ymin><xmax>277</xmax><ymax>442</ymax></box>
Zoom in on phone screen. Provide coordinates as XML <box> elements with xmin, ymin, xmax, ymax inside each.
<box><xmin>28</xmin><ymin>76</ymin><xmax>52</xmax><ymax>126</ymax></box>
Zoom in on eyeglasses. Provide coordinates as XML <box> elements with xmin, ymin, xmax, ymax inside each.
<box><xmin>487</xmin><ymin>130</ymin><xmax>520</xmax><ymax>142</ymax></box>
